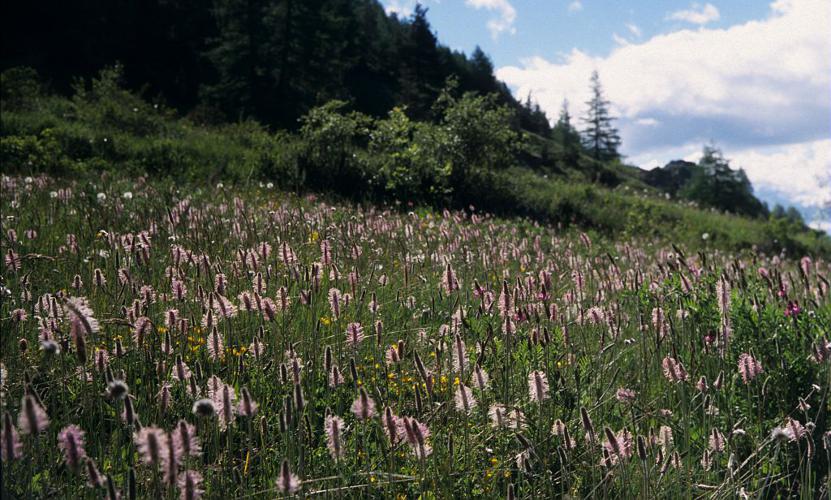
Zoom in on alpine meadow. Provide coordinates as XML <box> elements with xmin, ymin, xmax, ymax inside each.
<box><xmin>1</xmin><ymin>0</ymin><xmax>830</xmax><ymax>499</ymax></box>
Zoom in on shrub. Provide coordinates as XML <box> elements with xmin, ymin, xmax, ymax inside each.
<box><xmin>71</xmin><ymin>64</ymin><xmax>174</xmax><ymax>137</ymax></box>
<box><xmin>0</xmin><ymin>129</ymin><xmax>75</xmax><ymax>174</ymax></box>
<box><xmin>298</xmin><ymin>101</ymin><xmax>371</xmax><ymax>195</ymax></box>
<box><xmin>368</xmin><ymin>107</ymin><xmax>451</xmax><ymax>204</ymax></box>
<box><xmin>0</xmin><ymin>67</ymin><xmax>42</xmax><ymax>112</ymax></box>
<box><xmin>235</xmin><ymin>130</ymin><xmax>302</xmax><ymax>190</ymax></box>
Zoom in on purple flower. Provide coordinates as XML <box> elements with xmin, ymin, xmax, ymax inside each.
<box><xmin>345</xmin><ymin>322</ymin><xmax>364</xmax><ymax>348</ymax></box>
<box><xmin>18</xmin><ymin>395</ymin><xmax>49</xmax><ymax>435</ymax></box>
<box><xmin>173</xmin><ymin>420</ymin><xmax>201</xmax><ymax>458</ymax></box>
<box><xmin>58</xmin><ymin>424</ymin><xmax>87</xmax><ymax>471</ymax></box>
<box><xmin>454</xmin><ymin>383</ymin><xmax>477</xmax><ymax>414</ymax></box>
<box><xmin>324</xmin><ymin>414</ymin><xmax>346</xmax><ymax>460</ymax></box>
<box><xmin>528</xmin><ymin>370</ymin><xmax>550</xmax><ymax>402</ymax></box>
<box><xmin>1</xmin><ymin>412</ymin><xmax>22</xmax><ymax>461</ymax></box>
<box><xmin>237</xmin><ymin>387</ymin><xmax>259</xmax><ymax>418</ymax></box>
<box><xmin>134</xmin><ymin>426</ymin><xmax>167</xmax><ymax>468</ymax></box>
<box><xmin>662</xmin><ymin>356</ymin><xmax>689</xmax><ymax>383</ymax></box>
<box><xmin>738</xmin><ymin>353</ymin><xmax>763</xmax><ymax>384</ymax></box>
<box><xmin>178</xmin><ymin>470</ymin><xmax>204</xmax><ymax>500</ymax></box>
<box><xmin>277</xmin><ymin>459</ymin><xmax>301</xmax><ymax>494</ymax></box>
<box><xmin>351</xmin><ymin>387</ymin><xmax>377</xmax><ymax>421</ymax></box>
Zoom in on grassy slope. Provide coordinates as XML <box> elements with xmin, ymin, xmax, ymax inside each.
<box><xmin>1</xmin><ymin>174</ymin><xmax>829</xmax><ymax>498</ymax></box>
<box><xmin>2</xmin><ymin>86</ymin><xmax>829</xmax><ymax>258</ymax></box>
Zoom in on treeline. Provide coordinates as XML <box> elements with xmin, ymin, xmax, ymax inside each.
<box><xmin>2</xmin><ymin>67</ymin><xmax>828</xmax><ymax>255</ymax></box>
<box><xmin>1</xmin><ymin>66</ymin><xmax>528</xmax><ymax>207</ymax></box>
<box><xmin>1</xmin><ymin>0</ymin><xmax>550</xmax><ymax>132</ymax></box>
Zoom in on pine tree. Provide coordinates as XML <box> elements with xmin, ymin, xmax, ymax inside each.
<box><xmin>680</xmin><ymin>144</ymin><xmax>767</xmax><ymax>218</ymax></box>
<box><xmin>397</xmin><ymin>4</ymin><xmax>443</xmax><ymax>120</ymax></box>
<box><xmin>580</xmin><ymin>71</ymin><xmax>620</xmax><ymax>161</ymax></box>
<box><xmin>203</xmin><ymin>0</ymin><xmax>271</xmax><ymax>121</ymax></box>
<box><xmin>552</xmin><ymin>99</ymin><xmax>581</xmax><ymax>163</ymax></box>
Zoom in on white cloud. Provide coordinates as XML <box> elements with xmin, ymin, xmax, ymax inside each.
<box><xmin>384</xmin><ymin>0</ymin><xmax>416</xmax><ymax>17</ymax></box>
<box><xmin>497</xmin><ymin>0</ymin><xmax>830</xmax><ymax>149</ymax></box>
<box><xmin>729</xmin><ymin>139</ymin><xmax>831</xmax><ymax>208</ymax></box>
<box><xmin>626</xmin><ymin>22</ymin><xmax>642</xmax><ymax>38</ymax></box>
<box><xmin>635</xmin><ymin>117</ymin><xmax>659</xmax><ymax>126</ymax></box>
<box><xmin>496</xmin><ymin>0</ymin><xmax>831</xmax><ymax>220</ymax></box>
<box><xmin>568</xmin><ymin>1</ymin><xmax>583</xmax><ymax>13</ymax></box>
<box><xmin>612</xmin><ymin>33</ymin><xmax>630</xmax><ymax>46</ymax></box>
<box><xmin>465</xmin><ymin>0</ymin><xmax>517</xmax><ymax>38</ymax></box>
<box><xmin>809</xmin><ymin>219</ymin><xmax>831</xmax><ymax>233</ymax></box>
<box><xmin>667</xmin><ymin>3</ymin><xmax>721</xmax><ymax>25</ymax></box>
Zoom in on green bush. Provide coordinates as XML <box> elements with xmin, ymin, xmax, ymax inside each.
<box><xmin>0</xmin><ymin>67</ymin><xmax>42</xmax><ymax>112</ymax></box>
<box><xmin>71</xmin><ymin>64</ymin><xmax>174</xmax><ymax>137</ymax></box>
<box><xmin>368</xmin><ymin>107</ymin><xmax>451</xmax><ymax>203</ymax></box>
<box><xmin>298</xmin><ymin>100</ymin><xmax>372</xmax><ymax>195</ymax></box>
<box><xmin>234</xmin><ymin>129</ymin><xmax>302</xmax><ymax>190</ymax></box>
<box><xmin>0</xmin><ymin>129</ymin><xmax>75</xmax><ymax>174</ymax></box>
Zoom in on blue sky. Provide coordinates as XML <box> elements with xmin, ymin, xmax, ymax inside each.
<box><xmin>381</xmin><ymin>0</ymin><xmax>831</xmax><ymax>232</ymax></box>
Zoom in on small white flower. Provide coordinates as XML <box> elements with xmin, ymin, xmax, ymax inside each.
<box><xmin>24</xmin><ymin>177</ymin><xmax>33</xmax><ymax>184</ymax></box>
<box><xmin>216</xmin><ymin>182</ymin><xmax>224</xmax><ymax>189</ymax></box>
<box><xmin>97</xmin><ymin>193</ymin><xmax>107</xmax><ymax>201</ymax></box>
<box><xmin>122</xmin><ymin>192</ymin><xmax>133</xmax><ymax>200</ymax></box>
<box><xmin>266</xmin><ymin>182</ymin><xmax>274</xmax><ymax>189</ymax></box>
<box><xmin>49</xmin><ymin>191</ymin><xmax>58</xmax><ymax>199</ymax></box>
<box><xmin>701</xmin><ymin>232</ymin><xmax>710</xmax><ymax>240</ymax></box>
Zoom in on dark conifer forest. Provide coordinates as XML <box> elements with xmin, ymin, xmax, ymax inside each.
<box><xmin>2</xmin><ymin>1</ymin><xmax>549</xmax><ymax>131</ymax></box>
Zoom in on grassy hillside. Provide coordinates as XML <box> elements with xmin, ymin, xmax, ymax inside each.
<box><xmin>1</xmin><ymin>173</ymin><xmax>829</xmax><ymax>498</ymax></box>
<box><xmin>2</xmin><ymin>67</ymin><xmax>829</xmax><ymax>257</ymax></box>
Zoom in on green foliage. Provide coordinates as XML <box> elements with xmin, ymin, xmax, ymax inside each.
<box><xmin>1</xmin><ymin>68</ymin><xmax>828</xmax><ymax>257</ymax></box>
<box><xmin>70</xmin><ymin>64</ymin><xmax>175</xmax><ymax>137</ymax></box>
<box><xmin>0</xmin><ymin>129</ymin><xmax>74</xmax><ymax>174</ymax></box>
<box><xmin>551</xmin><ymin>99</ymin><xmax>581</xmax><ymax>165</ymax></box>
<box><xmin>368</xmin><ymin>107</ymin><xmax>451</xmax><ymax>202</ymax></box>
<box><xmin>0</xmin><ymin>66</ymin><xmax>42</xmax><ymax>112</ymax></box>
<box><xmin>298</xmin><ymin>100</ymin><xmax>372</xmax><ymax>193</ymax></box>
<box><xmin>680</xmin><ymin>145</ymin><xmax>768</xmax><ymax>218</ymax></box>
<box><xmin>580</xmin><ymin>71</ymin><xmax>620</xmax><ymax>162</ymax></box>
<box><xmin>433</xmin><ymin>83</ymin><xmax>518</xmax><ymax>201</ymax></box>
<box><xmin>771</xmin><ymin>203</ymin><xmax>806</xmax><ymax>227</ymax></box>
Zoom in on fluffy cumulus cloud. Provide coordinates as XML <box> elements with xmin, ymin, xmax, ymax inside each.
<box><xmin>667</xmin><ymin>3</ymin><xmax>721</xmax><ymax>25</ymax></box>
<box><xmin>497</xmin><ymin>0</ymin><xmax>831</xmax><ymax>226</ymax></box>
<box><xmin>729</xmin><ymin>140</ymin><xmax>831</xmax><ymax>219</ymax></box>
<box><xmin>384</xmin><ymin>0</ymin><xmax>416</xmax><ymax>17</ymax></box>
<box><xmin>465</xmin><ymin>0</ymin><xmax>517</xmax><ymax>38</ymax></box>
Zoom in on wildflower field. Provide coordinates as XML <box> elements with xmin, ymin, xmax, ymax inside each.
<box><xmin>1</xmin><ymin>174</ymin><xmax>829</xmax><ymax>499</ymax></box>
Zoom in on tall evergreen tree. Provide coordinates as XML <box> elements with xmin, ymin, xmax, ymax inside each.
<box><xmin>552</xmin><ymin>99</ymin><xmax>581</xmax><ymax>163</ymax></box>
<box><xmin>580</xmin><ymin>71</ymin><xmax>620</xmax><ymax>161</ymax></box>
<box><xmin>203</xmin><ymin>0</ymin><xmax>272</xmax><ymax>121</ymax></box>
<box><xmin>680</xmin><ymin>144</ymin><xmax>767</xmax><ymax>218</ymax></box>
<box><xmin>397</xmin><ymin>4</ymin><xmax>442</xmax><ymax>120</ymax></box>
<box><xmin>468</xmin><ymin>46</ymin><xmax>498</xmax><ymax>95</ymax></box>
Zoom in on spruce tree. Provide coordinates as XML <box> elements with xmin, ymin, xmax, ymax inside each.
<box><xmin>581</xmin><ymin>71</ymin><xmax>620</xmax><ymax>161</ymax></box>
<box><xmin>552</xmin><ymin>99</ymin><xmax>581</xmax><ymax>163</ymax></box>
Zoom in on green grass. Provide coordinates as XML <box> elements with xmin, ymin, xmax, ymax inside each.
<box><xmin>1</xmin><ymin>174</ymin><xmax>829</xmax><ymax>498</ymax></box>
